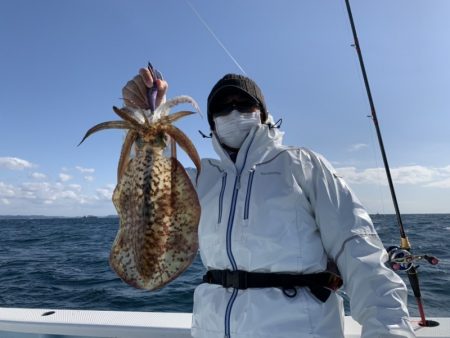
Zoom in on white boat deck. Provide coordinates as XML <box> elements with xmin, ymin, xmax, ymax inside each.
<box><xmin>0</xmin><ymin>308</ymin><xmax>448</xmax><ymax>338</ymax></box>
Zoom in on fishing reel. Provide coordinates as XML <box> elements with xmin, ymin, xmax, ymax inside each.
<box><xmin>386</xmin><ymin>246</ymin><xmax>439</xmax><ymax>271</ymax></box>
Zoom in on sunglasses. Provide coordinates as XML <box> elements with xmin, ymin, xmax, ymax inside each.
<box><xmin>211</xmin><ymin>98</ymin><xmax>260</xmax><ymax>117</ymax></box>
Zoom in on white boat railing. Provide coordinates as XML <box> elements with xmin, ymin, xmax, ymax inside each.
<box><xmin>0</xmin><ymin>308</ymin><xmax>448</xmax><ymax>338</ymax></box>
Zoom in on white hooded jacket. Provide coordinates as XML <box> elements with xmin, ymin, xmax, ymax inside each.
<box><xmin>191</xmin><ymin>124</ymin><xmax>415</xmax><ymax>338</ymax></box>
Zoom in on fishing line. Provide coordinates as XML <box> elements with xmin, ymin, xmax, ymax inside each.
<box><xmin>185</xmin><ymin>0</ymin><xmax>248</xmax><ymax>75</ymax></box>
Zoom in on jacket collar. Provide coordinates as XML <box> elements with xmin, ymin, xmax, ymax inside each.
<box><xmin>212</xmin><ymin>124</ymin><xmax>284</xmax><ymax>173</ymax></box>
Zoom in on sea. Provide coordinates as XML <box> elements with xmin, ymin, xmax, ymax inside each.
<box><xmin>0</xmin><ymin>214</ymin><xmax>449</xmax><ymax>318</ymax></box>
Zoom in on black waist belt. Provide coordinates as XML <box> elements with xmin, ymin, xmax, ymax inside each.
<box><xmin>202</xmin><ymin>269</ymin><xmax>343</xmax><ymax>303</ymax></box>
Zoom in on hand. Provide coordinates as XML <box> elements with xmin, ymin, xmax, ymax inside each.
<box><xmin>139</xmin><ymin>67</ymin><xmax>168</xmax><ymax>108</ymax></box>
<box><xmin>122</xmin><ymin>68</ymin><xmax>169</xmax><ymax>109</ymax></box>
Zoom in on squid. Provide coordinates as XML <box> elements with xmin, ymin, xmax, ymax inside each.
<box><xmin>79</xmin><ymin>65</ymin><xmax>201</xmax><ymax>290</ymax></box>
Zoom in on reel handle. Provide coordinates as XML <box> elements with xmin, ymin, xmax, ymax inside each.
<box><xmin>424</xmin><ymin>255</ymin><xmax>439</xmax><ymax>265</ymax></box>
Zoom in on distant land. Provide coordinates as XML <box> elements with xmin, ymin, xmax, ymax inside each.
<box><xmin>1</xmin><ymin>213</ymin><xmax>447</xmax><ymax>220</ymax></box>
<box><xmin>0</xmin><ymin>215</ymin><xmax>119</xmax><ymax>219</ymax></box>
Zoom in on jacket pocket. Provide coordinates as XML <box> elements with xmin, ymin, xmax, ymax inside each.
<box><xmin>244</xmin><ymin>168</ymin><xmax>256</xmax><ymax>220</ymax></box>
<box><xmin>217</xmin><ymin>172</ymin><xmax>227</xmax><ymax>223</ymax></box>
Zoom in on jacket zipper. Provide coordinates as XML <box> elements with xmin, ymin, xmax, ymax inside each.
<box><xmin>225</xmin><ymin>174</ymin><xmax>240</xmax><ymax>271</ymax></box>
<box><xmin>224</xmin><ymin>288</ymin><xmax>238</xmax><ymax>338</ymax></box>
<box><xmin>243</xmin><ymin>168</ymin><xmax>256</xmax><ymax>220</ymax></box>
<box><xmin>224</xmin><ymin>131</ymin><xmax>256</xmax><ymax>338</ymax></box>
<box><xmin>224</xmin><ymin>174</ymin><xmax>240</xmax><ymax>338</ymax></box>
<box><xmin>243</xmin><ymin>150</ymin><xmax>290</xmax><ymax>220</ymax></box>
<box><xmin>218</xmin><ymin>172</ymin><xmax>227</xmax><ymax>223</ymax></box>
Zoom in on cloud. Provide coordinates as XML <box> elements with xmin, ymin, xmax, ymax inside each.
<box><xmin>337</xmin><ymin>167</ymin><xmax>385</xmax><ymax>185</ymax></box>
<box><xmin>336</xmin><ymin>165</ymin><xmax>450</xmax><ymax>188</ymax></box>
<box><xmin>59</xmin><ymin>173</ymin><xmax>72</xmax><ymax>182</ymax></box>
<box><xmin>391</xmin><ymin>166</ymin><xmax>436</xmax><ymax>184</ymax></box>
<box><xmin>347</xmin><ymin>143</ymin><xmax>368</xmax><ymax>152</ymax></box>
<box><xmin>68</xmin><ymin>184</ymin><xmax>82</xmax><ymax>192</ymax></box>
<box><xmin>31</xmin><ymin>172</ymin><xmax>47</xmax><ymax>179</ymax></box>
<box><xmin>0</xmin><ymin>157</ymin><xmax>34</xmax><ymax>170</ymax></box>
<box><xmin>96</xmin><ymin>184</ymin><xmax>114</xmax><ymax>200</ymax></box>
<box><xmin>0</xmin><ymin>182</ymin><xmax>16</xmax><ymax>197</ymax></box>
<box><xmin>0</xmin><ymin>179</ymin><xmax>115</xmax><ymax>210</ymax></box>
<box><xmin>423</xmin><ymin>178</ymin><xmax>450</xmax><ymax>189</ymax></box>
<box><xmin>76</xmin><ymin>166</ymin><xmax>95</xmax><ymax>174</ymax></box>
<box><xmin>0</xmin><ymin>162</ymin><xmax>115</xmax><ymax>215</ymax></box>
<box><xmin>441</xmin><ymin>165</ymin><xmax>450</xmax><ymax>173</ymax></box>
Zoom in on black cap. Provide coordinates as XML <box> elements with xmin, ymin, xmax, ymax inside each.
<box><xmin>207</xmin><ymin>74</ymin><xmax>268</xmax><ymax>130</ymax></box>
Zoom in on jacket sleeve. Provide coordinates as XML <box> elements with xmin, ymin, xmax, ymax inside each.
<box><xmin>296</xmin><ymin>149</ymin><xmax>415</xmax><ymax>338</ymax></box>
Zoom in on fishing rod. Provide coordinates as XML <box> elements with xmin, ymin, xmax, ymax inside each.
<box><xmin>344</xmin><ymin>0</ymin><xmax>439</xmax><ymax>327</ymax></box>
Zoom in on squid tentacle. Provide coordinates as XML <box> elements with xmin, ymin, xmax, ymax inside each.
<box><xmin>117</xmin><ymin>130</ymin><xmax>138</xmax><ymax>183</ymax></box>
<box><xmin>78</xmin><ymin>121</ymin><xmax>134</xmax><ymax>146</ymax></box>
<box><xmin>161</xmin><ymin>124</ymin><xmax>201</xmax><ymax>180</ymax></box>
<box><xmin>154</xmin><ymin>96</ymin><xmax>202</xmax><ymax>118</ymax></box>
<box><xmin>113</xmin><ymin>106</ymin><xmax>144</xmax><ymax>128</ymax></box>
<box><xmin>160</xmin><ymin>110</ymin><xmax>196</xmax><ymax>124</ymax></box>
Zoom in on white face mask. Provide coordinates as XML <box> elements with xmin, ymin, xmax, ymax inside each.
<box><xmin>214</xmin><ymin>110</ymin><xmax>261</xmax><ymax>149</ymax></box>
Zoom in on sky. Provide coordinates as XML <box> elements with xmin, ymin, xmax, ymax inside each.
<box><xmin>0</xmin><ymin>0</ymin><xmax>449</xmax><ymax>216</ymax></box>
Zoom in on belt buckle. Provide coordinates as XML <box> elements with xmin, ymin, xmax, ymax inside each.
<box><xmin>223</xmin><ymin>270</ymin><xmax>248</xmax><ymax>289</ymax></box>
